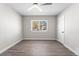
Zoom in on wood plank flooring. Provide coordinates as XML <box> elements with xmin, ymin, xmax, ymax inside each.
<box><xmin>0</xmin><ymin>40</ymin><xmax>76</xmax><ymax>56</ymax></box>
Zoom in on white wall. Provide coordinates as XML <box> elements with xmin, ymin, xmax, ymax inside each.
<box><xmin>23</xmin><ymin>16</ymin><xmax>57</xmax><ymax>40</ymax></box>
<box><xmin>0</xmin><ymin>4</ymin><xmax>22</xmax><ymax>53</ymax></box>
<box><xmin>57</xmin><ymin>4</ymin><xmax>79</xmax><ymax>55</ymax></box>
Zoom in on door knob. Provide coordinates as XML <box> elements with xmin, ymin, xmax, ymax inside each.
<box><xmin>62</xmin><ymin>31</ymin><xmax>64</xmax><ymax>33</ymax></box>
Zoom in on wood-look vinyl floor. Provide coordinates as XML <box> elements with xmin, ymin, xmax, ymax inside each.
<box><xmin>0</xmin><ymin>40</ymin><xmax>76</xmax><ymax>56</ymax></box>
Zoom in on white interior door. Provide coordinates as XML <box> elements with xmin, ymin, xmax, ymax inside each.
<box><xmin>57</xmin><ymin>14</ymin><xmax>65</xmax><ymax>44</ymax></box>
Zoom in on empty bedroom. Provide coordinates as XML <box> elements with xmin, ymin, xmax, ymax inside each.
<box><xmin>0</xmin><ymin>3</ymin><xmax>79</xmax><ymax>56</ymax></box>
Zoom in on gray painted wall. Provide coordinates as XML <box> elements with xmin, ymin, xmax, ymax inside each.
<box><xmin>57</xmin><ymin>4</ymin><xmax>79</xmax><ymax>55</ymax></box>
<box><xmin>22</xmin><ymin>16</ymin><xmax>57</xmax><ymax>40</ymax></box>
<box><xmin>0</xmin><ymin>4</ymin><xmax>22</xmax><ymax>53</ymax></box>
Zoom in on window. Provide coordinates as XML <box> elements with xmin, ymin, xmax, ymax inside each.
<box><xmin>31</xmin><ymin>20</ymin><xmax>48</xmax><ymax>32</ymax></box>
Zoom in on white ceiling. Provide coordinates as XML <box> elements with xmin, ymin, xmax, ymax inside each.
<box><xmin>7</xmin><ymin>3</ymin><xmax>72</xmax><ymax>16</ymax></box>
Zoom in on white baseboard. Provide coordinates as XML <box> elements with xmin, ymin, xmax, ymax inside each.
<box><xmin>0</xmin><ymin>39</ymin><xmax>22</xmax><ymax>54</ymax></box>
<box><xmin>57</xmin><ymin>39</ymin><xmax>77</xmax><ymax>56</ymax></box>
<box><xmin>23</xmin><ymin>38</ymin><xmax>56</xmax><ymax>40</ymax></box>
<box><xmin>63</xmin><ymin>43</ymin><xmax>78</xmax><ymax>56</ymax></box>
